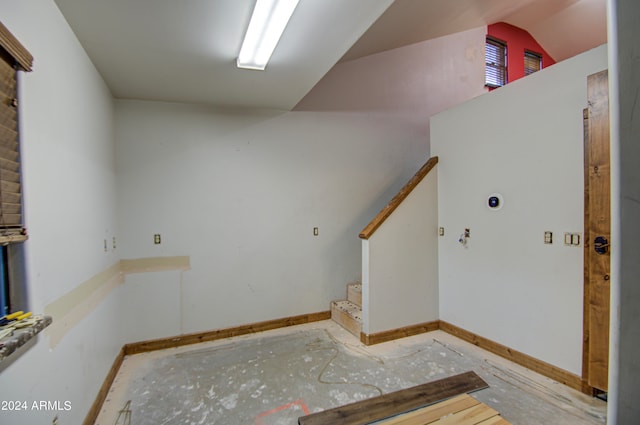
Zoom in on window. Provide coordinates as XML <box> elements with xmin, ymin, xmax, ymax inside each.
<box><xmin>524</xmin><ymin>50</ymin><xmax>542</xmax><ymax>76</ymax></box>
<box><xmin>485</xmin><ymin>37</ymin><xmax>507</xmax><ymax>88</ymax></box>
<box><xmin>0</xmin><ymin>22</ymin><xmax>33</xmax><ymax>315</ymax></box>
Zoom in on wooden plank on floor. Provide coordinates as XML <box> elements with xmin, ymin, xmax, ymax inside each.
<box><xmin>378</xmin><ymin>394</ymin><xmax>480</xmax><ymax>425</ymax></box>
<box><xmin>298</xmin><ymin>371</ymin><xmax>488</xmax><ymax>425</ymax></box>
<box><xmin>476</xmin><ymin>417</ymin><xmax>512</xmax><ymax>425</ymax></box>
<box><xmin>436</xmin><ymin>403</ymin><xmax>498</xmax><ymax>425</ymax></box>
<box><xmin>378</xmin><ymin>394</ymin><xmax>511</xmax><ymax>425</ymax></box>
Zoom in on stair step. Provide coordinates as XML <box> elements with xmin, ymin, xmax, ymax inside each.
<box><xmin>331</xmin><ymin>300</ymin><xmax>362</xmax><ymax>338</ymax></box>
<box><xmin>347</xmin><ymin>282</ymin><xmax>362</xmax><ymax>307</ymax></box>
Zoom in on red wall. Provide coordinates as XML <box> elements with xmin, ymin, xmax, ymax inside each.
<box><xmin>488</xmin><ymin>22</ymin><xmax>556</xmax><ymax>85</ymax></box>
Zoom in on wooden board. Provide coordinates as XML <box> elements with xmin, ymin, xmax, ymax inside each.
<box><xmin>331</xmin><ymin>300</ymin><xmax>362</xmax><ymax>337</ymax></box>
<box><xmin>83</xmin><ymin>347</ymin><xmax>125</xmax><ymax>425</ymax></box>
<box><xmin>378</xmin><ymin>394</ymin><xmax>511</xmax><ymax>425</ymax></box>
<box><xmin>361</xmin><ymin>321</ymin><xmax>440</xmax><ymax>345</ymax></box>
<box><xmin>439</xmin><ymin>321</ymin><xmax>584</xmax><ymax>392</ymax></box>
<box><xmin>584</xmin><ymin>70</ymin><xmax>610</xmax><ymax>392</ymax></box>
<box><xmin>298</xmin><ymin>371</ymin><xmax>488</xmax><ymax>425</ymax></box>
<box><xmin>347</xmin><ymin>282</ymin><xmax>362</xmax><ymax>307</ymax></box>
<box><xmin>124</xmin><ymin>311</ymin><xmax>330</xmax><ymax>355</ymax></box>
<box><xmin>359</xmin><ymin>156</ymin><xmax>438</xmax><ymax>239</ymax></box>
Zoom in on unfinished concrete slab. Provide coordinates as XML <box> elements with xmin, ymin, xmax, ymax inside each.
<box><xmin>95</xmin><ymin>321</ymin><xmax>606</xmax><ymax>425</ymax></box>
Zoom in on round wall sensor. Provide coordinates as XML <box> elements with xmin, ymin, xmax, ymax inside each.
<box><xmin>487</xmin><ymin>193</ymin><xmax>504</xmax><ymax>210</ymax></box>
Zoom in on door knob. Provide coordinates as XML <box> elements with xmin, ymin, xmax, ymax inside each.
<box><xmin>594</xmin><ymin>236</ymin><xmax>609</xmax><ymax>255</ymax></box>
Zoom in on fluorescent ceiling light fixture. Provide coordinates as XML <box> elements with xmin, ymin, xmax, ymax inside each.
<box><xmin>237</xmin><ymin>0</ymin><xmax>300</xmax><ymax>70</ymax></box>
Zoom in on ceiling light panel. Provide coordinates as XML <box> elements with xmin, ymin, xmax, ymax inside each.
<box><xmin>237</xmin><ymin>0</ymin><xmax>300</xmax><ymax>70</ymax></box>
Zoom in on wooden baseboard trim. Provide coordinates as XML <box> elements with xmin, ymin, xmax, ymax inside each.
<box><xmin>124</xmin><ymin>311</ymin><xmax>331</xmax><ymax>355</ymax></box>
<box><xmin>85</xmin><ymin>311</ymin><xmax>330</xmax><ymax>423</ymax></box>
<box><xmin>360</xmin><ymin>320</ymin><xmax>440</xmax><ymax>345</ymax></box>
<box><xmin>439</xmin><ymin>321</ymin><xmax>587</xmax><ymax>393</ymax></box>
<box><xmin>83</xmin><ymin>347</ymin><xmax>125</xmax><ymax>425</ymax></box>
<box><xmin>85</xmin><ymin>314</ymin><xmax>591</xmax><ymax>424</ymax></box>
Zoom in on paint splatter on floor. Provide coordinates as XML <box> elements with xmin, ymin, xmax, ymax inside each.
<box><xmin>96</xmin><ymin>322</ymin><xmax>606</xmax><ymax>425</ymax></box>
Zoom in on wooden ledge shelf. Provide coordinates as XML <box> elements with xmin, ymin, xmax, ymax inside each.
<box><xmin>0</xmin><ymin>315</ymin><xmax>52</xmax><ymax>362</ymax></box>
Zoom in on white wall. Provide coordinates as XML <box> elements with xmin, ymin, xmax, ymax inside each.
<box><xmin>113</xmin><ymin>22</ymin><xmax>487</xmax><ymax>342</ymax></box>
<box><xmin>114</xmin><ymin>24</ymin><xmax>486</xmax><ymax>336</ymax></box>
<box><xmin>115</xmin><ymin>101</ymin><xmax>437</xmax><ymax>334</ymax></box>
<box><xmin>296</xmin><ymin>27</ymin><xmax>484</xmax><ymax>336</ymax></box>
<box><xmin>363</xmin><ymin>167</ymin><xmax>439</xmax><ymax>334</ymax></box>
<box><xmin>608</xmin><ymin>0</ymin><xmax>640</xmax><ymax>422</ymax></box>
<box><xmin>0</xmin><ymin>1</ymin><xmax>121</xmax><ymax>424</ymax></box>
<box><xmin>432</xmin><ymin>45</ymin><xmax>608</xmax><ymax>375</ymax></box>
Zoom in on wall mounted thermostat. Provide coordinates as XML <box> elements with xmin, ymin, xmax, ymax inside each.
<box><xmin>487</xmin><ymin>193</ymin><xmax>504</xmax><ymax>211</ymax></box>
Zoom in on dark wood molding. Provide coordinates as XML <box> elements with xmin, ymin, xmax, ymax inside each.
<box><xmin>83</xmin><ymin>347</ymin><xmax>125</xmax><ymax>425</ymax></box>
<box><xmin>360</xmin><ymin>321</ymin><xmax>439</xmax><ymax>346</ymax></box>
<box><xmin>298</xmin><ymin>371</ymin><xmax>487</xmax><ymax>425</ymax></box>
<box><xmin>359</xmin><ymin>156</ymin><xmax>438</xmax><ymax>240</ymax></box>
<box><xmin>439</xmin><ymin>321</ymin><xmax>588</xmax><ymax>393</ymax></box>
<box><xmin>124</xmin><ymin>311</ymin><xmax>331</xmax><ymax>355</ymax></box>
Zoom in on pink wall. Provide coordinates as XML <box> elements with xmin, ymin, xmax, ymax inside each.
<box><xmin>295</xmin><ymin>27</ymin><xmax>487</xmax><ymax>150</ymax></box>
<box><xmin>488</xmin><ymin>22</ymin><xmax>556</xmax><ymax>85</ymax></box>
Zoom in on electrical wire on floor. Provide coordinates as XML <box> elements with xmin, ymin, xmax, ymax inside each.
<box><xmin>324</xmin><ymin>329</ymin><xmax>385</xmax><ymax>365</ymax></box>
<box><xmin>306</xmin><ymin>332</ymin><xmax>383</xmax><ymax>397</ymax></box>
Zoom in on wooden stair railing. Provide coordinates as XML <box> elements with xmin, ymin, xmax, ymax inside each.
<box><xmin>359</xmin><ymin>156</ymin><xmax>438</xmax><ymax>239</ymax></box>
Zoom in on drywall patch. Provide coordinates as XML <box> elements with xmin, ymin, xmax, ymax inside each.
<box><xmin>44</xmin><ymin>256</ymin><xmax>191</xmax><ymax>348</ymax></box>
<box><xmin>120</xmin><ymin>256</ymin><xmax>191</xmax><ymax>275</ymax></box>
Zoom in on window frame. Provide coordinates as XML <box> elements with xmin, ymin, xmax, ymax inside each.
<box><xmin>485</xmin><ymin>36</ymin><xmax>507</xmax><ymax>88</ymax></box>
<box><xmin>524</xmin><ymin>50</ymin><xmax>543</xmax><ymax>76</ymax></box>
<box><xmin>0</xmin><ymin>22</ymin><xmax>33</xmax><ymax>315</ymax></box>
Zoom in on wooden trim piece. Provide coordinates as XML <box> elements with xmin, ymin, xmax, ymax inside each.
<box><xmin>439</xmin><ymin>321</ymin><xmax>587</xmax><ymax>393</ymax></box>
<box><xmin>359</xmin><ymin>156</ymin><xmax>438</xmax><ymax>239</ymax></box>
<box><xmin>83</xmin><ymin>347</ymin><xmax>125</xmax><ymax>425</ymax></box>
<box><xmin>582</xmin><ymin>107</ymin><xmax>593</xmax><ymax>394</ymax></box>
<box><xmin>124</xmin><ymin>311</ymin><xmax>331</xmax><ymax>355</ymax></box>
<box><xmin>360</xmin><ymin>320</ymin><xmax>440</xmax><ymax>346</ymax></box>
<box><xmin>0</xmin><ymin>22</ymin><xmax>33</xmax><ymax>71</ymax></box>
<box><xmin>298</xmin><ymin>371</ymin><xmax>488</xmax><ymax>425</ymax></box>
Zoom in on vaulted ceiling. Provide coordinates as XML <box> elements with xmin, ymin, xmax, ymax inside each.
<box><xmin>53</xmin><ymin>0</ymin><xmax>607</xmax><ymax>111</ymax></box>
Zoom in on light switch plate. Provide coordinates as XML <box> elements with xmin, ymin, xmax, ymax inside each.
<box><xmin>564</xmin><ymin>232</ymin><xmax>581</xmax><ymax>246</ymax></box>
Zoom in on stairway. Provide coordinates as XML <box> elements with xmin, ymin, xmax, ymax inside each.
<box><xmin>331</xmin><ymin>282</ymin><xmax>362</xmax><ymax>338</ymax></box>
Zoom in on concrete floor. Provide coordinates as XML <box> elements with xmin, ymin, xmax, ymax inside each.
<box><xmin>96</xmin><ymin>320</ymin><xmax>606</xmax><ymax>425</ymax></box>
